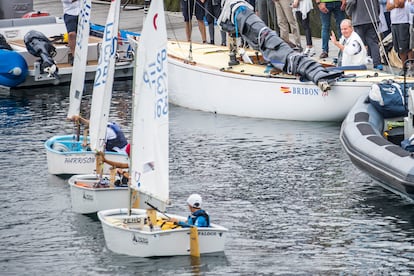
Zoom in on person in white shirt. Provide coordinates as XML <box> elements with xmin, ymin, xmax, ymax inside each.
<box><xmin>61</xmin><ymin>0</ymin><xmax>80</xmax><ymax>60</ymax></box>
<box><xmin>386</xmin><ymin>0</ymin><xmax>410</xmax><ymax>70</ymax></box>
<box><xmin>330</xmin><ymin>19</ymin><xmax>367</xmax><ymax>67</ymax></box>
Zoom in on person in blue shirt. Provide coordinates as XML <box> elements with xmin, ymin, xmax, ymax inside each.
<box><xmin>170</xmin><ymin>194</ymin><xmax>210</xmax><ymax>227</ymax></box>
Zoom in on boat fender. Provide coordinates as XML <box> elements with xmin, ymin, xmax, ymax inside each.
<box><xmin>0</xmin><ymin>50</ymin><xmax>28</xmax><ymax>88</ymax></box>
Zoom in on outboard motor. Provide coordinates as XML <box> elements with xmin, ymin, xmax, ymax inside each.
<box><xmin>24</xmin><ymin>30</ymin><xmax>59</xmax><ymax>79</ymax></box>
<box><xmin>218</xmin><ymin>0</ymin><xmax>343</xmax><ymax>91</ymax></box>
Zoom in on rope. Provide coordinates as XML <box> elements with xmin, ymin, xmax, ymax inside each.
<box><xmin>361</xmin><ymin>0</ymin><xmax>394</xmax><ymax>74</ymax></box>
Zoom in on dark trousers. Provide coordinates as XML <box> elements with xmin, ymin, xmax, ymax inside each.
<box><xmin>295</xmin><ymin>11</ymin><xmax>312</xmax><ymax>47</ymax></box>
<box><xmin>354</xmin><ymin>23</ymin><xmax>381</xmax><ymax>67</ymax></box>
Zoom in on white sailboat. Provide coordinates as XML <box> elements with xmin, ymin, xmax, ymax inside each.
<box><xmin>44</xmin><ymin>0</ymin><xmax>128</xmax><ymax>176</ymax></box>
<box><xmin>68</xmin><ymin>0</ymin><xmax>130</xmax><ymax>214</ymax></box>
<box><xmin>167</xmin><ymin>0</ymin><xmax>414</xmax><ymax>122</ymax></box>
<box><xmin>97</xmin><ymin>0</ymin><xmax>228</xmax><ymax>257</ymax></box>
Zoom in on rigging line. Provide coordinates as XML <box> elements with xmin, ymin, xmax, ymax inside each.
<box><xmin>164</xmin><ymin>9</ymin><xmax>192</xmax><ymax>58</ymax></box>
<box><xmin>362</xmin><ymin>0</ymin><xmax>394</xmax><ymax>73</ymax></box>
<box><xmin>187</xmin><ymin>0</ymin><xmax>196</xmax><ymax>60</ymax></box>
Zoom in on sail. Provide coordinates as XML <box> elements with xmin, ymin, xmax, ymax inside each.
<box><xmin>130</xmin><ymin>0</ymin><xmax>169</xmax><ymax>209</ymax></box>
<box><xmin>218</xmin><ymin>0</ymin><xmax>343</xmax><ymax>88</ymax></box>
<box><xmin>89</xmin><ymin>0</ymin><xmax>120</xmax><ymax>152</ymax></box>
<box><xmin>67</xmin><ymin>0</ymin><xmax>92</xmax><ymax>119</ymax></box>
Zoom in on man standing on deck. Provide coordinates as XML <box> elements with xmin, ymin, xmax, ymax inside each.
<box><xmin>181</xmin><ymin>0</ymin><xmax>207</xmax><ymax>43</ymax></box>
<box><xmin>61</xmin><ymin>0</ymin><xmax>80</xmax><ymax>63</ymax></box>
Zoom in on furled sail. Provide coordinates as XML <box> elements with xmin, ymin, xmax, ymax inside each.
<box><xmin>218</xmin><ymin>0</ymin><xmax>343</xmax><ymax>90</ymax></box>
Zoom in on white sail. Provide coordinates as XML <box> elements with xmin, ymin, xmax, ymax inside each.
<box><xmin>67</xmin><ymin>0</ymin><xmax>92</xmax><ymax>119</ymax></box>
<box><xmin>89</xmin><ymin>0</ymin><xmax>120</xmax><ymax>152</ymax></box>
<box><xmin>130</xmin><ymin>0</ymin><xmax>169</xmax><ymax>210</ymax></box>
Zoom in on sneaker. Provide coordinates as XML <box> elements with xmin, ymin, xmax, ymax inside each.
<box><xmin>319</xmin><ymin>51</ymin><xmax>328</xmax><ymax>59</ymax></box>
<box><xmin>303</xmin><ymin>47</ymin><xmax>316</xmax><ymax>57</ymax></box>
<box><xmin>374</xmin><ymin>64</ymin><xmax>383</xmax><ymax>70</ymax></box>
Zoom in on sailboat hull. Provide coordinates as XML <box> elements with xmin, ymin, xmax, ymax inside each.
<box><xmin>68</xmin><ymin>174</ymin><xmax>129</xmax><ymax>214</ymax></box>
<box><xmin>167</xmin><ymin>41</ymin><xmax>409</xmax><ymax>122</ymax></box>
<box><xmin>45</xmin><ymin>135</ymin><xmax>128</xmax><ymax>175</ymax></box>
<box><xmin>98</xmin><ymin>208</ymin><xmax>228</xmax><ymax>257</ymax></box>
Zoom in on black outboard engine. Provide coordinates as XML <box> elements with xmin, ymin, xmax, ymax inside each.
<box><xmin>24</xmin><ymin>30</ymin><xmax>59</xmax><ymax>78</ymax></box>
<box><xmin>0</xmin><ymin>34</ymin><xmax>12</xmax><ymax>51</ymax></box>
<box><xmin>218</xmin><ymin>0</ymin><xmax>343</xmax><ymax>91</ymax></box>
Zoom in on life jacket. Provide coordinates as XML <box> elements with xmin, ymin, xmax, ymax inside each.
<box><xmin>188</xmin><ymin>209</ymin><xmax>210</xmax><ymax>227</ymax></box>
<box><xmin>106</xmin><ymin>122</ymin><xmax>128</xmax><ymax>152</ymax></box>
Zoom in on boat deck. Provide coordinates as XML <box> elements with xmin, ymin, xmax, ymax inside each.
<box><xmin>168</xmin><ymin>41</ymin><xmax>412</xmax><ymax>83</ymax></box>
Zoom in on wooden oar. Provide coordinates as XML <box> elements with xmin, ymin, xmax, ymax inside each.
<box><xmin>190</xmin><ymin>226</ymin><xmax>200</xmax><ymax>257</ymax></box>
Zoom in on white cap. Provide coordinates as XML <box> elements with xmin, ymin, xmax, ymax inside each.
<box><xmin>187</xmin><ymin>194</ymin><xmax>202</xmax><ymax>208</ymax></box>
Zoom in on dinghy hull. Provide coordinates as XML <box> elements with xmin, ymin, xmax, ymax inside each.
<box><xmin>98</xmin><ymin>208</ymin><xmax>228</xmax><ymax>257</ymax></box>
<box><xmin>44</xmin><ymin>135</ymin><xmax>128</xmax><ymax>175</ymax></box>
<box><xmin>68</xmin><ymin>174</ymin><xmax>129</xmax><ymax>214</ymax></box>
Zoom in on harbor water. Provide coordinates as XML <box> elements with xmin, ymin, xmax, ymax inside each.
<box><xmin>1</xmin><ymin>81</ymin><xmax>414</xmax><ymax>275</ymax></box>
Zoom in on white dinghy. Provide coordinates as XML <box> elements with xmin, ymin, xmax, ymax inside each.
<box><xmin>68</xmin><ymin>0</ymin><xmax>129</xmax><ymax>214</ymax></box>
<box><xmin>44</xmin><ymin>0</ymin><xmax>128</xmax><ymax>176</ymax></box>
<box><xmin>98</xmin><ymin>0</ymin><xmax>228</xmax><ymax>257</ymax></box>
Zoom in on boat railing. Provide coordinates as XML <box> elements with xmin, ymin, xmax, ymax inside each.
<box><xmin>0</xmin><ymin>16</ymin><xmax>59</xmax><ymax>28</ymax></box>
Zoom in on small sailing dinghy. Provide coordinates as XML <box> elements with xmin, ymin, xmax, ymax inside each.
<box><xmin>68</xmin><ymin>0</ymin><xmax>130</xmax><ymax>214</ymax></box>
<box><xmin>98</xmin><ymin>0</ymin><xmax>228</xmax><ymax>257</ymax></box>
<box><xmin>44</xmin><ymin>0</ymin><xmax>128</xmax><ymax>176</ymax></box>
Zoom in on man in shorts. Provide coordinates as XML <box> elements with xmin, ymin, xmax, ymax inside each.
<box><xmin>62</xmin><ymin>0</ymin><xmax>80</xmax><ymax>62</ymax></box>
<box><xmin>386</xmin><ymin>0</ymin><xmax>411</xmax><ymax>73</ymax></box>
<box><xmin>181</xmin><ymin>0</ymin><xmax>207</xmax><ymax>43</ymax></box>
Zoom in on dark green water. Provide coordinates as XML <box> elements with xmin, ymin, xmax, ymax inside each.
<box><xmin>1</xmin><ymin>81</ymin><xmax>414</xmax><ymax>275</ymax></box>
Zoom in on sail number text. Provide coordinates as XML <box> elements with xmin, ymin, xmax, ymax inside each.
<box><xmin>94</xmin><ymin>22</ymin><xmax>117</xmax><ymax>87</ymax></box>
<box><xmin>142</xmin><ymin>48</ymin><xmax>168</xmax><ymax>118</ymax></box>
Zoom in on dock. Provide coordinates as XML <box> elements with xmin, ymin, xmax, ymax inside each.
<box><xmin>33</xmin><ymin>0</ymin><xmax>340</xmax><ymax>60</ymax></box>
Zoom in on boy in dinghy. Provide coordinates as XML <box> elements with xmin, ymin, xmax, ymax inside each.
<box><xmin>169</xmin><ymin>194</ymin><xmax>210</xmax><ymax>227</ymax></box>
